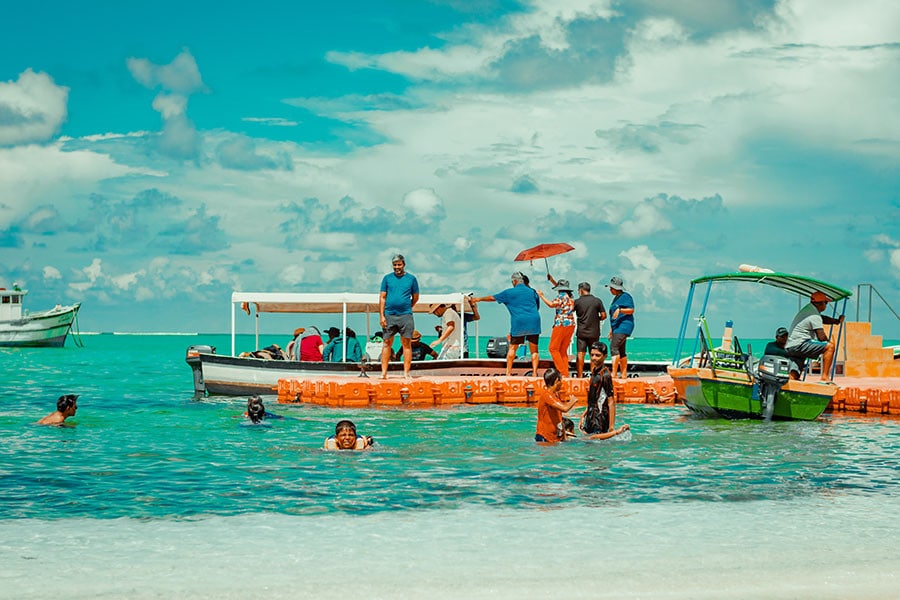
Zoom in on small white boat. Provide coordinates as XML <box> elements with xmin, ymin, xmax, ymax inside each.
<box><xmin>0</xmin><ymin>287</ymin><xmax>81</xmax><ymax>348</ymax></box>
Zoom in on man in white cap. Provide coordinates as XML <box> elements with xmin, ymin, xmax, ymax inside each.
<box><xmin>605</xmin><ymin>276</ymin><xmax>634</xmax><ymax>379</ymax></box>
<box><xmin>785</xmin><ymin>291</ymin><xmax>844</xmax><ymax>382</ymax></box>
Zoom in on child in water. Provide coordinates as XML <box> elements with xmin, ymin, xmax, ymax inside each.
<box><xmin>323</xmin><ymin>420</ymin><xmax>374</xmax><ymax>450</ymax></box>
<box><xmin>244</xmin><ymin>395</ymin><xmax>282</xmax><ymax>424</ymax></box>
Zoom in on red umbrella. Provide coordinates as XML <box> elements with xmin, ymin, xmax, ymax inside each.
<box><xmin>514</xmin><ymin>242</ymin><xmax>574</xmax><ymax>275</ymax></box>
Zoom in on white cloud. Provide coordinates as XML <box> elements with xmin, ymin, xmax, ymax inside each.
<box><xmin>42</xmin><ymin>266</ymin><xmax>61</xmax><ymax>280</ymax></box>
<box><xmin>127</xmin><ymin>49</ymin><xmax>205</xmax><ymax>95</ymax></box>
<box><xmin>402</xmin><ymin>188</ymin><xmax>444</xmax><ymax>219</ymax></box>
<box><xmin>82</xmin><ymin>258</ymin><xmax>103</xmax><ymax>283</ymax></box>
<box><xmin>619</xmin><ymin>202</ymin><xmax>672</xmax><ymax>238</ymax></box>
<box><xmin>0</xmin><ymin>69</ymin><xmax>68</xmax><ymax>146</ymax></box>
<box><xmin>279</xmin><ymin>264</ymin><xmax>306</xmax><ymax>286</ymax></box>
<box><xmin>128</xmin><ymin>50</ymin><xmax>205</xmax><ymax>160</ymax></box>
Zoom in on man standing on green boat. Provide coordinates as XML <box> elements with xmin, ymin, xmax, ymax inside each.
<box><xmin>785</xmin><ymin>291</ymin><xmax>844</xmax><ymax>382</ymax></box>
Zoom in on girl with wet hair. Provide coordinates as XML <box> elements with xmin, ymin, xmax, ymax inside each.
<box><xmin>247</xmin><ymin>395</ymin><xmax>267</xmax><ymax>424</ymax></box>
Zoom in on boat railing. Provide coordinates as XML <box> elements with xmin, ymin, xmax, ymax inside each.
<box><xmin>855</xmin><ymin>283</ymin><xmax>899</xmax><ymax>326</ymax></box>
<box><xmin>695</xmin><ymin>316</ymin><xmax>752</xmax><ymax>376</ymax></box>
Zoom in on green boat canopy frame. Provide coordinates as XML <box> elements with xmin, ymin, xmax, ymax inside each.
<box><xmin>690</xmin><ymin>272</ymin><xmax>852</xmax><ymax>302</ymax></box>
<box><xmin>673</xmin><ymin>271</ymin><xmax>852</xmax><ymax>368</ymax></box>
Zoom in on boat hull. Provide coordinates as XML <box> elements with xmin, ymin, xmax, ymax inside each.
<box><xmin>190</xmin><ymin>351</ymin><xmax>669</xmax><ymax>397</ymax></box>
<box><xmin>667</xmin><ymin>366</ymin><xmax>833</xmax><ymax>421</ymax></box>
<box><xmin>0</xmin><ymin>304</ymin><xmax>80</xmax><ymax>348</ymax></box>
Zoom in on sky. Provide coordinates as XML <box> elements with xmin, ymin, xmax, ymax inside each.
<box><xmin>1</xmin><ymin>0</ymin><xmax>898</xmax><ymax>341</ymax></box>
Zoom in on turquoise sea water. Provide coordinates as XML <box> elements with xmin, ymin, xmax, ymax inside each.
<box><xmin>2</xmin><ymin>334</ymin><xmax>899</xmax><ymax>598</ymax></box>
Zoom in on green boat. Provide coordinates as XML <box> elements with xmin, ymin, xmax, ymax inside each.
<box><xmin>668</xmin><ymin>271</ymin><xmax>852</xmax><ymax>421</ymax></box>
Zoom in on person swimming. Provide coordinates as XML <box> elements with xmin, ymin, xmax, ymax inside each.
<box><xmin>323</xmin><ymin>419</ymin><xmax>374</xmax><ymax>450</ymax></box>
<box><xmin>37</xmin><ymin>394</ymin><xmax>79</xmax><ymax>426</ymax></box>
<box><xmin>244</xmin><ymin>395</ymin><xmax>282</xmax><ymax>424</ymax></box>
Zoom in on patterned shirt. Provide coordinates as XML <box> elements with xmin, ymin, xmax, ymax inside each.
<box><xmin>550</xmin><ymin>292</ymin><xmax>575</xmax><ymax>328</ymax></box>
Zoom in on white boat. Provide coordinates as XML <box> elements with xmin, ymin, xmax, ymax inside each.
<box><xmin>185</xmin><ymin>290</ymin><xmax>670</xmax><ymax>397</ymax></box>
<box><xmin>0</xmin><ymin>287</ymin><xmax>81</xmax><ymax>348</ymax></box>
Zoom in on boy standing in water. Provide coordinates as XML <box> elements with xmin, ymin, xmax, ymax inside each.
<box><xmin>37</xmin><ymin>394</ymin><xmax>78</xmax><ymax>425</ymax></box>
<box><xmin>534</xmin><ymin>367</ymin><xmax>579</xmax><ymax>443</ymax></box>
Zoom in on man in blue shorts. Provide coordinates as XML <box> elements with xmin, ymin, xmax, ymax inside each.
<box><xmin>379</xmin><ymin>254</ymin><xmax>419</xmax><ymax>379</ymax></box>
<box><xmin>471</xmin><ymin>271</ymin><xmax>541</xmax><ymax>376</ymax></box>
<box><xmin>785</xmin><ymin>291</ymin><xmax>844</xmax><ymax>382</ymax></box>
<box><xmin>606</xmin><ymin>275</ymin><xmax>635</xmax><ymax>379</ymax></box>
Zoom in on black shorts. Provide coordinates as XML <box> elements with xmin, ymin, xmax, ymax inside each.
<box><xmin>576</xmin><ymin>335</ymin><xmax>599</xmax><ymax>353</ymax></box>
<box><xmin>384</xmin><ymin>313</ymin><xmax>415</xmax><ymax>339</ymax></box>
<box><xmin>510</xmin><ymin>334</ymin><xmax>540</xmax><ymax>346</ymax></box>
<box><xmin>609</xmin><ymin>333</ymin><xmax>628</xmax><ymax>357</ymax></box>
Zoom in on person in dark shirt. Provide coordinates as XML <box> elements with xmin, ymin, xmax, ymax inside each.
<box><xmin>572</xmin><ymin>281</ymin><xmax>606</xmax><ymax>377</ymax></box>
<box><xmin>763</xmin><ymin>327</ymin><xmax>789</xmax><ymax>358</ymax></box>
<box><xmin>396</xmin><ymin>330</ymin><xmax>438</xmax><ymax>361</ymax></box>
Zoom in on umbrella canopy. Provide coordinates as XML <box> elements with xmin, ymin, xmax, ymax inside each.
<box><xmin>514</xmin><ymin>242</ymin><xmax>574</xmax><ymax>262</ymax></box>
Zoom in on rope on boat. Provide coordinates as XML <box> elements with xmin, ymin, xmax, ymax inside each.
<box><xmin>70</xmin><ymin>309</ymin><xmax>84</xmax><ymax>348</ymax></box>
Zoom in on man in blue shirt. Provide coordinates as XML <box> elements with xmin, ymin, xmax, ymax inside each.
<box><xmin>606</xmin><ymin>276</ymin><xmax>635</xmax><ymax>379</ymax></box>
<box><xmin>471</xmin><ymin>271</ymin><xmax>541</xmax><ymax>376</ymax></box>
<box><xmin>379</xmin><ymin>254</ymin><xmax>419</xmax><ymax>379</ymax></box>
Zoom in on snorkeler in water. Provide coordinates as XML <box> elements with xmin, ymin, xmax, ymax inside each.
<box><xmin>323</xmin><ymin>419</ymin><xmax>374</xmax><ymax>450</ymax></box>
<box><xmin>244</xmin><ymin>395</ymin><xmax>283</xmax><ymax>424</ymax></box>
<box><xmin>37</xmin><ymin>394</ymin><xmax>79</xmax><ymax>426</ymax></box>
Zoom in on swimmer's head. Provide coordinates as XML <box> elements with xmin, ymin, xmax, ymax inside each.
<box><xmin>334</xmin><ymin>419</ymin><xmax>359</xmax><ymax>449</ymax></box>
<box><xmin>542</xmin><ymin>367</ymin><xmax>562</xmax><ymax>388</ymax></box>
<box><xmin>559</xmin><ymin>417</ymin><xmax>576</xmax><ymax>440</ymax></box>
<box><xmin>57</xmin><ymin>394</ymin><xmax>78</xmax><ymax>414</ymax></box>
<box><xmin>247</xmin><ymin>395</ymin><xmax>266</xmax><ymax>424</ymax></box>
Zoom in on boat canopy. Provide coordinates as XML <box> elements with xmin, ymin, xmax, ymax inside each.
<box><xmin>231</xmin><ymin>292</ymin><xmax>470</xmax><ymax>314</ymax></box>
<box><xmin>690</xmin><ymin>272</ymin><xmax>852</xmax><ymax>301</ymax></box>
<box><xmin>673</xmin><ymin>271</ymin><xmax>852</xmax><ymax>371</ymax></box>
<box><xmin>229</xmin><ymin>291</ymin><xmax>473</xmax><ymax>358</ymax></box>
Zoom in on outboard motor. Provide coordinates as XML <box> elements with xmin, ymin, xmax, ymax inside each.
<box><xmin>185</xmin><ymin>344</ymin><xmax>216</xmax><ymax>398</ymax></box>
<box><xmin>756</xmin><ymin>354</ymin><xmax>792</xmax><ymax>421</ymax></box>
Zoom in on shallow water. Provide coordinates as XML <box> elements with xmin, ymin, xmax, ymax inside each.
<box><xmin>2</xmin><ymin>335</ymin><xmax>899</xmax><ymax>598</ymax></box>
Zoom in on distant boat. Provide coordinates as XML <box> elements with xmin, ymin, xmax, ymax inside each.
<box><xmin>0</xmin><ymin>287</ymin><xmax>81</xmax><ymax>348</ymax></box>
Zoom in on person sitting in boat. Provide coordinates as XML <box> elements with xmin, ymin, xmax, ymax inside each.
<box><xmin>243</xmin><ymin>344</ymin><xmax>288</xmax><ymax>360</ymax></box>
<box><xmin>37</xmin><ymin>394</ymin><xmax>78</xmax><ymax>426</ymax></box>
<box><xmin>323</xmin><ymin>420</ymin><xmax>374</xmax><ymax>451</ymax></box>
<box><xmin>289</xmin><ymin>326</ymin><xmax>324</xmax><ymax>361</ymax></box>
<box><xmin>396</xmin><ymin>330</ymin><xmax>438</xmax><ymax>361</ymax></box>
<box><xmin>429</xmin><ymin>303</ymin><xmax>462</xmax><ymax>359</ymax></box>
<box><xmin>323</xmin><ymin>328</ymin><xmax>364</xmax><ymax>362</ymax></box>
<box><xmin>763</xmin><ymin>327</ymin><xmax>790</xmax><ymax>358</ymax></box>
<box><xmin>535</xmin><ymin>367</ymin><xmax>580</xmax><ymax>444</ymax></box>
<box><xmin>784</xmin><ymin>291</ymin><xmax>845</xmax><ymax>382</ymax></box>
<box><xmin>244</xmin><ymin>395</ymin><xmax>282</xmax><ymax>424</ymax></box>
<box><xmin>579</xmin><ymin>342</ymin><xmax>630</xmax><ymax>440</ymax></box>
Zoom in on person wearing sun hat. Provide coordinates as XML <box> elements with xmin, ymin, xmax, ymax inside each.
<box><xmin>784</xmin><ymin>291</ymin><xmax>845</xmax><ymax>382</ymax></box>
<box><xmin>605</xmin><ymin>275</ymin><xmax>635</xmax><ymax>379</ymax></box>
<box><xmin>536</xmin><ymin>278</ymin><xmax>576</xmax><ymax>375</ymax></box>
<box><xmin>396</xmin><ymin>329</ymin><xmax>438</xmax><ymax>361</ymax></box>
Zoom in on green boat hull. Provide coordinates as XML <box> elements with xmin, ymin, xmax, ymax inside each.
<box><xmin>674</xmin><ymin>370</ymin><xmax>831</xmax><ymax>421</ymax></box>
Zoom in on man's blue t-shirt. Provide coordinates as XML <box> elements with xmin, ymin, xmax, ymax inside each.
<box><xmin>609</xmin><ymin>291</ymin><xmax>635</xmax><ymax>336</ymax></box>
<box><xmin>494</xmin><ymin>284</ymin><xmax>541</xmax><ymax>336</ymax></box>
<box><xmin>380</xmin><ymin>272</ymin><xmax>419</xmax><ymax>315</ymax></box>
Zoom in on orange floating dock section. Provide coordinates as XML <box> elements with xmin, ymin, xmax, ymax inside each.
<box><xmin>276</xmin><ymin>374</ymin><xmax>900</xmax><ymax>416</ymax></box>
<box><xmin>276</xmin><ymin>375</ymin><xmax>682</xmax><ymax>408</ymax></box>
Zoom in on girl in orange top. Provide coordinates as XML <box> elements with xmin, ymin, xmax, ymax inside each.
<box><xmin>535</xmin><ymin>367</ymin><xmax>580</xmax><ymax>443</ymax></box>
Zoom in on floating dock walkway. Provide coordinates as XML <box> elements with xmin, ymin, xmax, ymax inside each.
<box><xmin>276</xmin><ymin>373</ymin><xmax>900</xmax><ymax>416</ymax></box>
